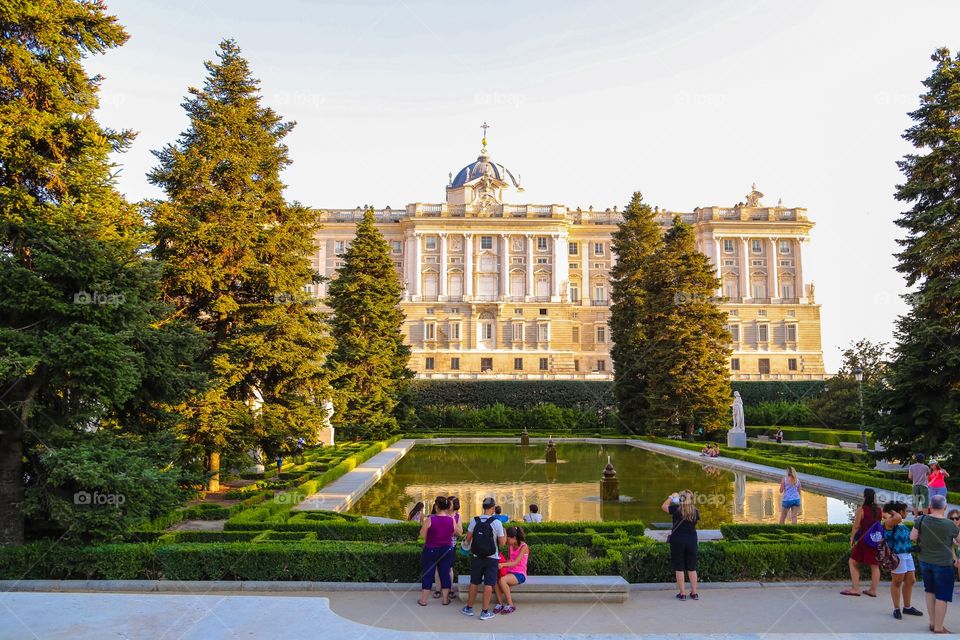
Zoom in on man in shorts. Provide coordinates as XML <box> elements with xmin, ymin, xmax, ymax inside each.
<box><xmin>909</xmin><ymin>453</ymin><xmax>931</xmax><ymax>517</ymax></box>
<box><xmin>911</xmin><ymin>494</ymin><xmax>960</xmax><ymax>633</ymax></box>
<box><xmin>460</xmin><ymin>497</ymin><xmax>506</xmax><ymax>621</ymax></box>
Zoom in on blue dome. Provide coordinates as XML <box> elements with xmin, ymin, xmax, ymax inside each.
<box><xmin>451</xmin><ymin>152</ymin><xmax>520</xmax><ymax>188</ymax></box>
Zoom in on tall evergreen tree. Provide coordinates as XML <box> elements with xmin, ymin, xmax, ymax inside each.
<box><xmin>0</xmin><ymin>1</ymin><xmax>200</xmax><ymax>543</ymax></box>
<box><xmin>641</xmin><ymin>218</ymin><xmax>731</xmax><ymax>435</ymax></box>
<box><xmin>875</xmin><ymin>48</ymin><xmax>960</xmax><ymax>461</ymax></box>
<box><xmin>148</xmin><ymin>40</ymin><xmax>330</xmax><ymax>490</ymax></box>
<box><xmin>609</xmin><ymin>192</ymin><xmax>663</xmax><ymax>433</ymax></box>
<box><xmin>326</xmin><ymin>210</ymin><xmax>412</xmax><ymax>439</ymax></box>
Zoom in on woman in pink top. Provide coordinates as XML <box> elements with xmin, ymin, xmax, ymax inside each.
<box><xmin>418</xmin><ymin>496</ymin><xmax>455</xmax><ymax>606</ymax></box>
<box><xmin>929</xmin><ymin>460</ymin><xmax>950</xmax><ymax>500</ymax></box>
<box><xmin>494</xmin><ymin>526</ymin><xmax>529</xmax><ymax>615</ymax></box>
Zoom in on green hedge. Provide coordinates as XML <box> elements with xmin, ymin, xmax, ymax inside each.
<box><xmin>410</xmin><ymin>380</ymin><xmax>826</xmax><ymax>410</ymax></box>
<box><xmin>746</xmin><ymin>440</ymin><xmax>866</xmax><ymax>462</ymax></box>
<box><xmin>720</xmin><ymin>523</ymin><xmax>855</xmax><ymax>540</ymax></box>
<box><xmin>746</xmin><ymin>426</ymin><xmax>874</xmax><ymax>447</ymax></box>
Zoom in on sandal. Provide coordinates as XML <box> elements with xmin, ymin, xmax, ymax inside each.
<box><xmin>676</xmin><ymin>593</ymin><xmax>687</xmax><ymax>601</ymax></box>
<box><xmin>935</xmin><ymin>628</ymin><xmax>952</xmax><ymax>634</ymax></box>
<box><xmin>689</xmin><ymin>593</ymin><xmax>700</xmax><ymax>600</ymax></box>
<box><xmin>862</xmin><ymin>590</ymin><xmax>877</xmax><ymax>598</ymax></box>
<box><xmin>417</xmin><ymin>600</ymin><xmax>428</xmax><ymax>607</ymax></box>
<box><xmin>840</xmin><ymin>590</ymin><xmax>861</xmax><ymax>596</ymax></box>
<box><xmin>433</xmin><ymin>591</ymin><xmax>441</xmax><ymax>599</ymax></box>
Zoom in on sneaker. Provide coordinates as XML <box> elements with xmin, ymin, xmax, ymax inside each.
<box><xmin>459</xmin><ymin>606</ymin><xmax>474</xmax><ymax>617</ymax></box>
<box><xmin>493</xmin><ymin>604</ymin><xmax>504</xmax><ymax>613</ymax></box>
<box><xmin>902</xmin><ymin>606</ymin><xmax>924</xmax><ymax>616</ymax></box>
<box><xmin>676</xmin><ymin>593</ymin><xmax>687</xmax><ymax>601</ymax></box>
<box><xmin>479</xmin><ymin>610</ymin><xmax>496</xmax><ymax>621</ymax></box>
<box><xmin>893</xmin><ymin>609</ymin><xmax>902</xmax><ymax>620</ymax></box>
<box><xmin>500</xmin><ymin>605</ymin><xmax>516</xmax><ymax>615</ymax></box>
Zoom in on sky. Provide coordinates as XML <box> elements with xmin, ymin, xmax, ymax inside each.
<box><xmin>90</xmin><ymin>0</ymin><xmax>960</xmax><ymax>373</ymax></box>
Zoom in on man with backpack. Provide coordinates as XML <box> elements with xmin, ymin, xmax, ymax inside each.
<box><xmin>460</xmin><ymin>497</ymin><xmax>506</xmax><ymax>621</ymax></box>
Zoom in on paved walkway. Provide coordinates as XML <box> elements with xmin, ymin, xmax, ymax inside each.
<box><xmin>1</xmin><ymin>586</ymin><xmax>954</xmax><ymax>638</ymax></box>
<box><xmin>294</xmin><ymin>439</ymin><xmax>416</xmax><ymax>512</ymax></box>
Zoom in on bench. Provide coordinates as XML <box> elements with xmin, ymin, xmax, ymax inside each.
<box><xmin>456</xmin><ymin>575</ymin><xmax>629</xmax><ymax>603</ymax></box>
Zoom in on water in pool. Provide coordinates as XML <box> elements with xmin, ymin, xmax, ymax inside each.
<box><xmin>348</xmin><ymin>443</ymin><xmax>856</xmax><ymax>527</ymax></box>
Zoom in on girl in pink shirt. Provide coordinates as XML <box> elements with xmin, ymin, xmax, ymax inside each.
<box><xmin>929</xmin><ymin>461</ymin><xmax>950</xmax><ymax>500</ymax></box>
<box><xmin>494</xmin><ymin>526</ymin><xmax>529</xmax><ymax>615</ymax></box>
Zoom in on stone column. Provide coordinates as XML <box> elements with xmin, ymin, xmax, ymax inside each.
<box><xmin>526</xmin><ymin>234</ymin><xmax>534</xmax><ymax>300</ymax></box>
<box><xmin>551</xmin><ymin>233</ymin><xmax>568</xmax><ymax>302</ymax></box>
<box><xmin>796</xmin><ymin>238</ymin><xmax>805</xmax><ymax>301</ymax></box>
<box><xmin>500</xmin><ymin>234</ymin><xmax>510</xmax><ymax>300</ymax></box>
<box><xmin>714</xmin><ymin>236</ymin><xmax>723</xmax><ymax>297</ymax></box>
<box><xmin>740</xmin><ymin>237</ymin><xmax>750</xmax><ymax>301</ymax></box>
<box><xmin>769</xmin><ymin>237</ymin><xmax>780</xmax><ymax>301</ymax></box>
<box><xmin>582</xmin><ymin>240</ymin><xmax>591</xmax><ymax>306</ymax></box>
<box><xmin>412</xmin><ymin>232</ymin><xmax>422</xmax><ymax>299</ymax></box>
<box><xmin>439</xmin><ymin>232</ymin><xmax>448</xmax><ymax>300</ymax></box>
<box><xmin>464</xmin><ymin>233</ymin><xmax>473</xmax><ymax>300</ymax></box>
<box><xmin>403</xmin><ymin>234</ymin><xmax>414</xmax><ymax>300</ymax></box>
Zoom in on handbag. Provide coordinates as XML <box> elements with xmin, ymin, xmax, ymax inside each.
<box><xmin>862</xmin><ymin>521</ymin><xmax>885</xmax><ymax>549</ymax></box>
<box><xmin>876</xmin><ymin>537</ymin><xmax>900</xmax><ymax>572</ymax></box>
<box><xmin>498</xmin><ymin>552</ymin><xmax>509</xmax><ymax>578</ymax></box>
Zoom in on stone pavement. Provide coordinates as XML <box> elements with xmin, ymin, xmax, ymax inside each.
<box><xmin>1</xmin><ymin>584</ymin><xmax>956</xmax><ymax>639</ymax></box>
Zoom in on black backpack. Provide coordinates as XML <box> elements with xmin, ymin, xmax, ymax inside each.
<box><xmin>471</xmin><ymin>516</ymin><xmax>497</xmax><ymax>557</ymax></box>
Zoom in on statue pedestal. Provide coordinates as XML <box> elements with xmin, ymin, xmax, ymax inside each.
<box><xmin>318</xmin><ymin>426</ymin><xmax>335</xmax><ymax>447</ymax></box>
<box><xmin>727</xmin><ymin>431</ymin><xmax>747</xmax><ymax>448</ymax></box>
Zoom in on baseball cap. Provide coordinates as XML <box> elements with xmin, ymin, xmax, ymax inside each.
<box><xmin>482</xmin><ymin>497</ymin><xmax>496</xmax><ymax>509</ymax></box>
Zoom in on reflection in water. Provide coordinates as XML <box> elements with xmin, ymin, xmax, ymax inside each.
<box><xmin>348</xmin><ymin>444</ymin><xmax>856</xmax><ymax>527</ymax></box>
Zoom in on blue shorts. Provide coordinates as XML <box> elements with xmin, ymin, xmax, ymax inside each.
<box><xmin>920</xmin><ymin>561</ymin><xmax>955</xmax><ymax>603</ymax></box>
<box><xmin>782</xmin><ymin>499</ymin><xmax>801</xmax><ymax>509</ymax></box>
<box><xmin>508</xmin><ymin>572</ymin><xmax>526</xmax><ymax>584</ymax></box>
<box><xmin>930</xmin><ymin>487</ymin><xmax>948</xmax><ymax>499</ymax></box>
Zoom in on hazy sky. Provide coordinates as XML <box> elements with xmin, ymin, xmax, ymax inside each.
<box><xmin>91</xmin><ymin>0</ymin><xmax>960</xmax><ymax>373</ymax></box>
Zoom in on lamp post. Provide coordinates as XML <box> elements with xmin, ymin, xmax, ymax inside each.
<box><xmin>853</xmin><ymin>366</ymin><xmax>867</xmax><ymax>451</ymax></box>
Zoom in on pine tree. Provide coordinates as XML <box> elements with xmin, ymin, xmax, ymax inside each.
<box><xmin>640</xmin><ymin>218</ymin><xmax>731</xmax><ymax>436</ymax></box>
<box><xmin>326</xmin><ymin>210</ymin><xmax>412</xmax><ymax>439</ymax></box>
<box><xmin>875</xmin><ymin>49</ymin><xmax>960</xmax><ymax>461</ymax></box>
<box><xmin>148</xmin><ymin>40</ymin><xmax>330</xmax><ymax>490</ymax></box>
<box><xmin>0</xmin><ymin>1</ymin><xmax>200</xmax><ymax>543</ymax></box>
<box><xmin>609</xmin><ymin>192</ymin><xmax>663</xmax><ymax>433</ymax></box>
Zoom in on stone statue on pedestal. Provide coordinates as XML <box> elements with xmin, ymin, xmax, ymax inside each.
<box><xmin>318</xmin><ymin>400</ymin><xmax>335</xmax><ymax>447</ymax></box>
<box><xmin>727</xmin><ymin>391</ymin><xmax>747</xmax><ymax>448</ymax></box>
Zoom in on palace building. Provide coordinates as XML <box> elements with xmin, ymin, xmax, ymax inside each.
<box><xmin>311</xmin><ymin>132</ymin><xmax>826</xmax><ymax>381</ymax></box>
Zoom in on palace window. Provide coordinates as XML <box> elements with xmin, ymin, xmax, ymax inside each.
<box><xmin>779</xmin><ymin>239</ymin><xmax>791</xmax><ymax>254</ymax></box>
<box><xmin>594</xmin><ymin>242</ymin><xmax>605</xmax><ymax>256</ymax></box>
<box><xmin>596</xmin><ymin>359</ymin><xmax>606</xmax><ymax>372</ymax></box>
<box><xmin>424</xmin><ymin>322</ymin><xmax>436</xmax><ymax>340</ymax></box>
<box><xmin>391</xmin><ymin>240</ymin><xmax>402</xmax><ymax>253</ymax></box>
<box><xmin>786</xmin><ymin>323</ymin><xmax>798</xmax><ymax>343</ymax></box>
<box><xmin>449</xmin><ymin>321</ymin><xmax>461</xmax><ymax>340</ymax></box>
<box><xmin>537</xmin><ymin>323</ymin><xmax>550</xmax><ymax>342</ymax></box>
<box><xmin>450</xmin><ymin>357</ymin><xmax>460</xmax><ymax>370</ymax></box>
<box><xmin>481</xmin><ymin>358</ymin><xmax>493</xmax><ymax>372</ymax></box>
<box><xmin>788</xmin><ymin>358</ymin><xmax>798</xmax><ymax>371</ymax></box>
<box><xmin>512</xmin><ymin>322</ymin><xmax>525</xmax><ymax>342</ymax></box>
<box><xmin>757</xmin><ymin>323</ymin><xmax>769</xmax><ymax>343</ymax></box>
<box><xmin>757</xmin><ymin>309</ymin><xmax>767</xmax><ymax>316</ymax></box>
<box><xmin>569</xmin><ymin>262</ymin><xmax>578</xmax><ymax>271</ymax></box>
<box><xmin>480</xmin><ymin>321</ymin><xmax>493</xmax><ymax>340</ymax></box>
<box><xmin>572</xmin><ymin>326</ymin><xmax>580</xmax><ymax>343</ymax></box>
<box><xmin>751</xmin><ymin>239</ymin><xmax>762</xmax><ymax>253</ymax></box>
<box><xmin>574</xmin><ymin>360</ymin><xmax>580</xmax><ymax>372</ymax></box>
<box><xmin>596</xmin><ymin>326</ymin><xmax>607</xmax><ymax>343</ymax></box>
<box><xmin>537</xmin><ymin>257</ymin><xmax>549</xmax><ymax>264</ymax></box>
<box><xmin>539</xmin><ymin>308</ymin><xmax>548</xmax><ymax>315</ymax></box>
<box><xmin>569</xmin><ymin>283</ymin><xmax>580</xmax><ymax>302</ymax></box>
<box><xmin>425</xmin><ymin>357</ymin><xmax>434</xmax><ymax>370</ymax></box>
<box><xmin>594</xmin><ymin>284</ymin><xmax>606</xmax><ymax>303</ymax></box>
<box><xmin>568</xmin><ymin>242</ymin><xmax>579</xmax><ymax>256</ymax></box>
<box><xmin>425</xmin><ymin>236</ymin><xmax>437</xmax><ymax>250</ymax></box>
<box><xmin>728</xmin><ymin>324</ymin><xmax>740</xmax><ymax>343</ymax></box>
<box><xmin>539</xmin><ymin>357</ymin><xmax>549</xmax><ymax>371</ymax></box>
<box><xmin>514</xmin><ymin>308</ymin><xmax>523</xmax><ymax>315</ymax></box>
<box><xmin>335</xmin><ymin>241</ymin><xmax>346</xmax><ymax>255</ymax></box>
<box><xmin>723</xmin><ymin>239</ymin><xmax>734</xmax><ymax>253</ymax></box>
<box><xmin>731</xmin><ymin>358</ymin><xmax>741</xmax><ymax>371</ymax></box>
<box><xmin>514</xmin><ymin>357</ymin><xmax>524</xmax><ymax>371</ymax></box>
<box><xmin>480</xmin><ymin>236</ymin><xmax>493</xmax><ymax>250</ymax></box>
<box><xmin>537</xmin><ymin>237</ymin><xmax>548</xmax><ymax>251</ymax></box>
<box><xmin>758</xmin><ymin>358</ymin><xmax>771</xmax><ymax>375</ymax></box>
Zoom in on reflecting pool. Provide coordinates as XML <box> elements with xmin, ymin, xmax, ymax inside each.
<box><xmin>348</xmin><ymin>443</ymin><xmax>856</xmax><ymax>527</ymax></box>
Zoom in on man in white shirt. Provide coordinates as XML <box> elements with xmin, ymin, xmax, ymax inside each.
<box><xmin>460</xmin><ymin>497</ymin><xmax>506</xmax><ymax>621</ymax></box>
<box><xmin>523</xmin><ymin>504</ymin><xmax>543</xmax><ymax>523</ymax></box>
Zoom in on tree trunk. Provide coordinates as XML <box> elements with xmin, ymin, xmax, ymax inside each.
<box><xmin>0</xmin><ymin>430</ymin><xmax>25</xmax><ymax>545</ymax></box>
<box><xmin>207</xmin><ymin>451</ymin><xmax>220</xmax><ymax>492</ymax></box>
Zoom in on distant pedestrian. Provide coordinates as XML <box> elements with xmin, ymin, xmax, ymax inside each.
<box><xmin>882</xmin><ymin>501</ymin><xmax>923</xmax><ymax>620</ymax></box>
<box><xmin>448</xmin><ymin>495</ymin><xmax>462</xmax><ymax>598</ymax></box>
<box><xmin>460</xmin><ymin>497</ymin><xmax>507</xmax><ymax>621</ymax></box>
<box><xmin>911</xmin><ymin>494</ymin><xmax>960</xmax><ymax>633</ymax></box>
<box><xmin>928</xmin><ymin>461</ymin><xmax>950</xmax><ymax>501</ymax></box>
<box><xmin>276</xmin><ymin>454</ymin><xmax>283</xmax><ymax>475</ymax></box>
<box><xmin>523</xmin><ymin>504</ymin><xmax>543</xmax><ymax>524</ymax></box>
<box><xmin>842</xmin><ymin>488</ymin><xmax>881</xmax><ymax>597</ymax></box>
<box><xmin>909</xmin><ymin>454</ymin><xmax>931</xmax><ymax>517</ymax></box>
<box><xmin>775</xmin><ymin>429</ymin><xmax>784</xmax><ymax>444</ymax></box>
<box><xmin>493</xmin><ymin>505</ymin><xmax>510</xmax><ymax>524</ymax></box>
<box><xmin>779</xmin><ymin>466</ymin><xmax>802</xmax><ymax>525</ymax></box>
<box><xmin>408</xmin><ymin>501</ymin><xmax>425</xmax><ymax>524</ymax></box>
<box><xmin>418</xmin><ymin>496</ymin><xmax>454</xmax><ymax>606</ymax></box>
<box><xmin>662</xmin><ymin>489</ymin><xmax>700</xmax><ymax>600</ymax></box>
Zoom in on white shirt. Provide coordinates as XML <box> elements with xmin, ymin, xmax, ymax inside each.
<box><xmin>524</xmin><ymin>513</ymin><xmax>543</xmax><ymax>523</ymax></box>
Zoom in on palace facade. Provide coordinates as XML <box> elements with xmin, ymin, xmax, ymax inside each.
<box><xmin>310</xmin><ymin>138</ymin><xmax>826</xmax><ymax>381</ymax></box>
